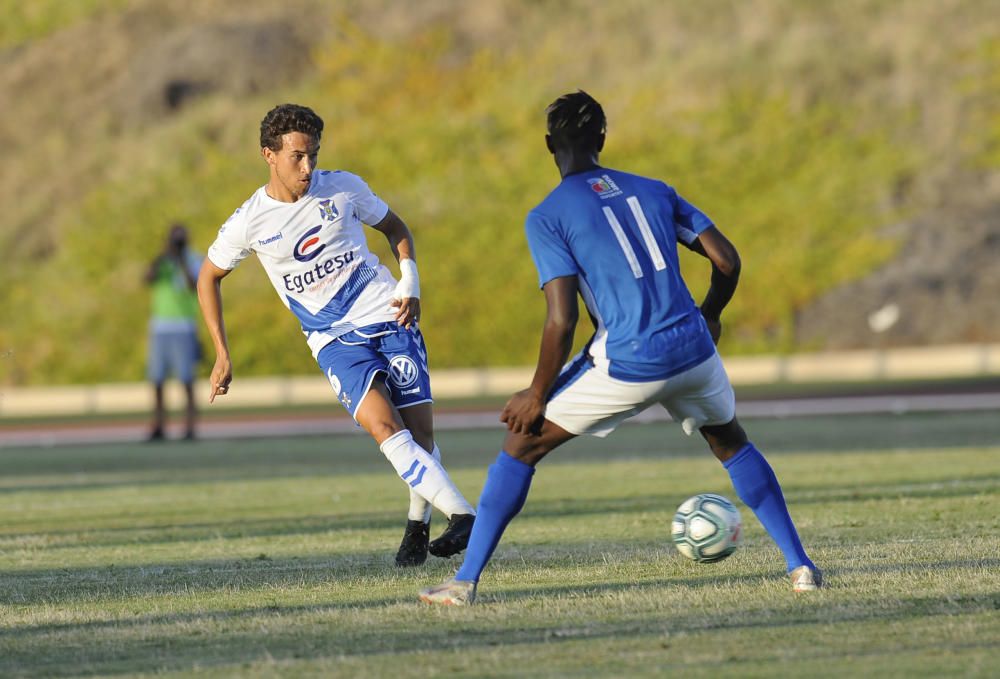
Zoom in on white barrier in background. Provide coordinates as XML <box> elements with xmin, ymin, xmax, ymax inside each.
<box><xmin>1</xmin><ymin>344</ymin><xmax>999</xmax><ymax>418</ymax></box>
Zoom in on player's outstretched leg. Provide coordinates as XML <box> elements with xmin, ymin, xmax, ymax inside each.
<box><xmin>419</xmin><ymin>418</ymin><xmax>573</xmax><ymax>605</ymax></box>
<box><xmin>380</xmin><ymin>430</ymin><xmax>475</xmax><ymax>531</ymax></box>
<box><xmin>702</xmin><ymin>420</ymin><xmax>820</xmax><ymax>592</ymax></box>
<box><xmin>357</xmin><ymin>383</ymin><xmax>475</xmax><ymax>561</ymax></box>
<box><xmin>395</xmin><ymin>397</ymin><xmax>476</xmax><ymax>560</ymax></box>
<box><xmin>455</xmin><ymin>451</ymin><xmax>535</xmax><ymax>581</ymax></box>
<box><xmin>723</xmin><ymin>443</ymin><xmax>815</xmax><ymax>568</ymax></box>
<box><xmin>723</xmin><ymin>443</ymin><xmax>820</xmax><ymax>590</ymax></box>
<box><xmin>419</xmin><ymin>451</ymin><xmax>535</xmax><ymax>606</ymax></box>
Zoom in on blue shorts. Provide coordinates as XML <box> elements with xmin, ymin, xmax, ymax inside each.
<box><xmin>317</xmin><ymin>322</ymin><xmax>433</xmax><ymax>419</ymax></box>
<box><xmin>147</xmin><ymin>327</ymin><xmax>198</xmax><ymax>384</ymax></box>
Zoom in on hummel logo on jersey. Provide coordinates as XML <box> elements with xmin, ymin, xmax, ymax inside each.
<box><xmin>588</xmin><ymin>175</ymin><xmax>623</xmax><ymax>199</ymax></box>
<box><xmin>388</xmin><ymin>355</ymin><xmax>420</xmax><ymax>388</ymax></box>
<box><xmin>257</xmin><ymin>232</ymin><xmax>283</xmax><ymax>247</ymax></box>
<box><xmin>318</xmin><ymin>199</ymin><xmax>339</xmax><ymax>222</ymax></box>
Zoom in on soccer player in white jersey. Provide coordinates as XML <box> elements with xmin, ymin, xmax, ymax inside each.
<box><xmin>420</xmin><ymin>91</ymin><xmax>820</xmax><ymax>605</ymax></box>
<box><xmin>197</xmin><ymin>104</ymin><xmax>475</xmax><ymax>566</ymax></box>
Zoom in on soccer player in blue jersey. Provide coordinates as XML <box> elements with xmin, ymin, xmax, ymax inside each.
<box><xmin>420</xmin><ymin>91</ymin><xmax>820</xmax><ymax>605</ymax></box>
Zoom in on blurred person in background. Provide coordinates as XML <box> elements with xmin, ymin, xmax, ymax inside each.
<box><xmin>145</xmin><ymin>223</ymin><xmax>203</xmax><ymax>441</ymax></box>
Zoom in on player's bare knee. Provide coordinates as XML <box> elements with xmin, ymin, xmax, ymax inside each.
<box><xmin>502</xmin><ymin>438</ymin><xmax>543</xmax><ymax>466</ymax></box>
<box><xmin>700</xmin><ymin>418</ymin><xmax>748</xmax><ymax>462</ymax></box>
<box><xmin>503</xmin><ymin>432</ymin><xmax>559</xmax><ymax>467</ymax></box>
<box><xmin>709</xmin><ymin>443</ymin><xmax>742</xmax><ymax>463</ymax></box>
<box><xmin>514</xmin><ymin>446</ymin><xmax>550</xmax><ymax>467</ymax></box>
<box><xmin>366</xmin><ymin>420</ymin><xmax>403</xmax><ymax>445</ymax></box>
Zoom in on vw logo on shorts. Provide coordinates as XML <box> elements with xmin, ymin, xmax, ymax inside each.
<box><xmin>388</xmin><ymin>355</ymin><xmax>419</xmax><ymax>388</ymax></box>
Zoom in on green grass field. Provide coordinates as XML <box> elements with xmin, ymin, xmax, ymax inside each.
<box><xmin>1</xmin><ymin>412</ymin><xmax>998</xmax><ymax>677</ymax></box>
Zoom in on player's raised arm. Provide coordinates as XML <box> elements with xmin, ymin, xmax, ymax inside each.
<box><xmin>687</xmin><ymin>226</ymin><xmax>741</xmax><ymax>344</ymax></box>
<box><xmin>196</xmin><ymin>260</ymin><xmax>234</xmax><ymax>403</ymax></box>
<box><xmin>370</xmin><ymin>209</ymin><xmax>421</xmax><ymax>330</ymax></box>
<box><xmin>501</xmin><ymin>275</ymin><xmax>579</xmax><ymax>435</ymax></box>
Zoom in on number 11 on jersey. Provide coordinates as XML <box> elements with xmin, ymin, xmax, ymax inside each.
<box><xmin>602</xmin><ymin>196</ymin><xmax>667</xmax><ymax>279</ymax></box>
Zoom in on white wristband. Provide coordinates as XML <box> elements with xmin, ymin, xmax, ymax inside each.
<box><xmin>394</xmin><ymin>258</ymin><xmax>420</xmax><ymax>300</ymax></box>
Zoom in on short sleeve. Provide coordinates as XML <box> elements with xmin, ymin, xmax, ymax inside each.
<box><xmin>525</xmin><ymin>210</ymin><xmax>578</xmax><ymax>288</ymax></box>
<box><xmin>207</xmin><ymin>209</ymin><xmax>252</xmax><ymax>270</ymax></box>
<box><xmin>336</xmin><ymin>171</ymin><xmax>390</xmax><ymax>225</ymax></box>
<box><xmin>668</xmin><ymin>185</ymin><xmax>714</xmax><ymax>245</ymax></box>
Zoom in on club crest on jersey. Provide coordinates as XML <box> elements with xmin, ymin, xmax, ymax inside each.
<box><xmin>318</xmin><ymin>199</ymin><xmax>339</xmax><ymax>222</ymax></box>
<box><xmin>293</xmin><ymin>225</ymin><xmax>327</xmax><ymax>262</ymax></box>
<box><xmin>388</xmin><ymin>355</ymin><xmax>420</xmax><ymax>389</ymax></box>
<box><xmin>588</xmin><ymin>175</ymin><xmax>623</xmax><ymax>199</ymax></box>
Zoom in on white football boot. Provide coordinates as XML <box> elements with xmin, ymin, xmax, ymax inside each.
<box><xmin>790</xmin><ymin>565</ymin><xmax>823</xmax><ymax>592</ymax></box>
<box><xmin>418</xmin><ymin>578</ymin><xmax>477</xmax><ymax>606</ymax></box>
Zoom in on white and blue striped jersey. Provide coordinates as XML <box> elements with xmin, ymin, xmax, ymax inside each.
<box><xmin>525</xmin><ymin>167</ymin><xmax>717</xmax><ymax>381</ymax></box>
<box><xmin>207</xmin><ymin>170</ymin><xmax>400</xmax><ymax>357</ymax></box>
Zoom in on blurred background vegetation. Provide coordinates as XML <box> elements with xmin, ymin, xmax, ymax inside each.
<box><xmin>0</xmin><ymin>0</ymin><xmax>997</xmax><ymax>385</ymax></box>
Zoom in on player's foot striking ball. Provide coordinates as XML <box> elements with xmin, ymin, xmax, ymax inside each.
<box><xmin>420</xmin><ymin>90</ymin><xmax>818</xmax><ymax>605</ymax></box>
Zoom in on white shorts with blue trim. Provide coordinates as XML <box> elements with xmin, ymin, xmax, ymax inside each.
<box><xmin>543</xmin><ymin>351</ymin><xmax>735</xmax><ymax>438</ymax></box>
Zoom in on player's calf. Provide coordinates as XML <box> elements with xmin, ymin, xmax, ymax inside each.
<box><xmin>380</xmin><ymin>430</ymin><xmax>475</xmax><ymax>518</ymax></box>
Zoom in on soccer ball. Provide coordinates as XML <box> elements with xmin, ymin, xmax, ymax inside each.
<box><xmin>671</xmin><ymin>493</ymin><xmax>742</xmax><ymax>563</ymax></box>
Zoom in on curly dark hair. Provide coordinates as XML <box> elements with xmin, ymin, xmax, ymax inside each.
<box><xmin>545</xmin><ymin>90</ymin><xmax>606</xmax><ymax>151</ymax></box>
<box><xmin>260</xmin><ymin>104</ymin><xmax>324</xmax><ymax>151</ymax></box>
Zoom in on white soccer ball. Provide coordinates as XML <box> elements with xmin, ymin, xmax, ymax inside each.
<box><xmin>671</xmin><ymin>493</ymin><xmax>742</xmax><ymax>563</ymax></box>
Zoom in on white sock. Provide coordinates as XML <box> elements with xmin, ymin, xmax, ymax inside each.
<box><xmin>407</xmin><ymin>444</ymin><xmax>439</xmax><ymax>522</ymax></box>
<box><xmin>380</xmin><ymin>430</ymin><xmax>475</xmax><ymax>518</ymax></box>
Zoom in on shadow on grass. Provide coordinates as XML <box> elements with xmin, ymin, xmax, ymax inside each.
<box><xmin>2</xmin><ymin>473</ymin><xmax>996</xmax><ymax>553</ymax></box>
<box><xmin>0</xmin><ymin>510</ymin><xmax>410</xmax><ymax>551</ymax></box>
<box><xmin>0</xmin><ymin>549</ymin><xmax>454</xmax><ymax>607</ymax></box>
<box><xmin>0</xmin><ymin>573</ymin><xmax>996</xmax><ymax>677</ymax></box>
<box><xmin>482</xmin><ymin>558</ymin><xmax>1000</xmax><ymax>605</ymax></box>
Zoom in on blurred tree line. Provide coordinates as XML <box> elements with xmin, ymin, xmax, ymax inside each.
<box><xmin>0</xmin><ymin>0</ymin><xmax>995</xmax><ymax>385</ymax></box>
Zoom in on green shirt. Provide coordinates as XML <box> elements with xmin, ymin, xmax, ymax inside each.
<box><xmin>151</xmin><ymin>253</ymin><xmax>202</xmax><ymax>321</ymax></box>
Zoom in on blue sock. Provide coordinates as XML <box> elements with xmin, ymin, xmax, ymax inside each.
<box><xmin>455</xmin><ymin>451</ymin><xmax>535</xmax><ymax>583</ymax></box>
<box><xmin>724</xmin><ymin>443</ymin><xmax>814</xmax><ymax>572</ymax></box>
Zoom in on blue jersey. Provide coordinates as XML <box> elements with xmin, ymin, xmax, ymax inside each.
<box><xmin>525</xmin><ymin>167</ymin><xmax>717</xmax><ymax>382</ymax></box>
